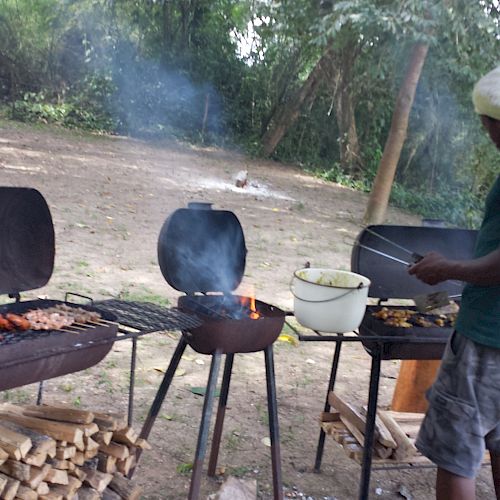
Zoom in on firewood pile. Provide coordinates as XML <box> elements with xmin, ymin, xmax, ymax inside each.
<box><xmin>321</xmin><ymin>392</ymin><xmax>425</xmax><ymax>464</ymax></box>
<box><xmin>0</xmin><ymin>403</ymin><xmax>149</xmax><ymax>500</ymax></box>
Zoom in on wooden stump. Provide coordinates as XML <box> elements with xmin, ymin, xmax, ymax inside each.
<box><xmin>391</xmin><ymin>360</ymin><xmax>441</xmax><ymax>413</ymax></box>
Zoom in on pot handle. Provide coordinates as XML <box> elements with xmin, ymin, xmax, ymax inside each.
<box><xmin>290</xmin><ymin>279</ymin><xmax>365</xmax><ymax>303</ymax></box>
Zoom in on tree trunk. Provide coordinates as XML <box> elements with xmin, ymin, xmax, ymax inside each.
<box><xmin>261</xmin><ymin>46</ymin><xmax>333</xmax><ymax>157</ymax></box>
<box><xmin>363</xmin><ymin>43</ymin><xmax>429</xmax><ymax>225</ymax></box>
<box><xmin>334</xmin><ymin>65</ymin><xmax>362</xmax><ymax>176</ymax></box>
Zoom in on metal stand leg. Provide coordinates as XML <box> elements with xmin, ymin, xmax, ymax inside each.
<box><xmin>358</xmin><ymin>345</ymin><xmax>382</xmax><ymax>500</ymax></box>
<box><xmin>189</xmin><ymin>350</ymin><xmax>222</xmax><ymax>500</ymax></box>
<box><xmin>36</xmin><ymin>381</ymin><xmax>45</xmax><ymax>405</ymax></box>
<box><xmin>265</xmin><ymin>345</ymin><xmax>283</xmax><ymax>500</ymax></box>
<box><xmin>314</xmin><ymin>339</ymin><xmax>343</xmax><ymax>472</ymax></box>
<box><xmin>128</xmin><ymin>336</ymin><xmax>138</xmax><ymax>426</ymax></box>
<box><xmin>128</xmin><ymin>336</ymin><xmax>188</xmax><ymax>478</ymax></box>
<box><xmin>207</xmin><ymin>353</ymin><xmax>234</xmax><ymax>477</ymax></box>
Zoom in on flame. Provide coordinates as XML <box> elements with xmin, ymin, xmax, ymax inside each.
<box><xmin>238</xmin><ymin>293</ymin><xmax>260</xmax><ymax>320</ymax></box>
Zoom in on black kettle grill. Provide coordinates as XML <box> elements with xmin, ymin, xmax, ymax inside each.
<box><xmin>352</xmin><ymin>224</ymin><xmax>478</xmax><ymax>359</ymax></box>
<box><xmin>0</xmin><ymin>187</ymin><xmax>118</xmax><ymax>391</ymax></box>
<box><xmin>134</xmin><ymin>202</ymin><xmax>284</xmax><ymax>500</ymax></box>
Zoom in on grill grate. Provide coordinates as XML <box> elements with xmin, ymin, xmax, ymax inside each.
<box><xmin>94</xmin><ymin>299</ymin><xmax>202</xmax><ymax>333</ymax></box>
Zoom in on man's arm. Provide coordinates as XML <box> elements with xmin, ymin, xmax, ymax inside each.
<box><xmin>408</xmin><ymin>248</ymin><xmax>500</xmax><ymax>286</ymax></box>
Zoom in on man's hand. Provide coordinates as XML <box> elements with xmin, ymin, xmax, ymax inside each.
<box><xmin>408</xmin><ymin>252</ymin><xmax>454</xmax><ymax>285</ymax></box>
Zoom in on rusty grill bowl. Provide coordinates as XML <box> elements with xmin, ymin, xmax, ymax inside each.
<box><xmin>177</xmin><ymin>295</ymin><xmax>285</xmax><ymax>354</ymax></box>
<box><xmin>0</xmin><ymin>300</ymin><xmax>118</xmax><ymax>390</ymax></box>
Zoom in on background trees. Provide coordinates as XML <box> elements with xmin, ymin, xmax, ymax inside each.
<box><xmin>0</xmin><ymin>0</ymin><xmax>498</xmax><ymax>227</ymax></box>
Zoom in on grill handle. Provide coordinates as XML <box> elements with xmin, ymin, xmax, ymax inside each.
<box><xmin>64</xmin><ymin>292</ymin><xmax>94</xmax><ymax>305</ymax></box>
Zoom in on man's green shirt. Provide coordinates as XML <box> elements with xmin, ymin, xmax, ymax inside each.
<box><xmin>456</xmin><ymin>174</ymin><xmax>500</xmax><ymax>347</ymax></box>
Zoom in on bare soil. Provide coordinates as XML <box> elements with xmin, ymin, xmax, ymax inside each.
<box><xmin>0</xmin><ymin>122</ymin><xmax>494</xmax><ymax>499</ymax></box>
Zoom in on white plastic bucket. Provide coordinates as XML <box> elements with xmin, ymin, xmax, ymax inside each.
<box><xmin>291</xmin><ymin>268</ymin><xmax>371</xmax><ymax>333</ymax></box>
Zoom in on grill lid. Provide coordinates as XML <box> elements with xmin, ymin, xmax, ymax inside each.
<box><xmin>0</xmin><ymin>187</ymin><xmax>55</xmax><ymax>295</ymax></box>
<box><xmin>351</xmin><ymin>225</ymin><xmax>478</xmax><ymax>299</ymax></box>
<box><xmin>158</xmin><ymin>203</ymin><xmax>247</xmax><ymax>293</ymax></box>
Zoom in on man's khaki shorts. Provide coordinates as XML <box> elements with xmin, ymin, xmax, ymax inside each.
<box><xmin>416</xmin><ymin>331</ymin><xmax>500</xmax><ymax>478</ymax></box>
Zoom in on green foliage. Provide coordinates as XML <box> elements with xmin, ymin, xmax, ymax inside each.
<box><xmin>0</xmin><ymin>0</ymin><xmax>498</xmax><ymax>226</ymax></box>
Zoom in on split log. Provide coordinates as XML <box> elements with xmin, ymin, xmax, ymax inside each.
<box><xmin>0</xmin><ymin>426</ymin><xmax>32</xmax><ymax>461</ymax></box>
<box><xmin>81</xmin><ymin>424</ymin><xmax>99</xmax><ymax>438</ymax></box>
<box><xmin>69</xmin><ymin>468</ymin><xmax>86</xmax><ymax>482</ymax></box>
<box><xmin>91</xmin><ymin>414</ymin><xmax>126</xmax><ymax>433</ymax></box>
<box><xmin>108</xmin><ymin>473</ymin><xmax>142</xmax><ymax>500</ymax></box>
<box><xmin>21</xmin><ymin>406</ymin><xmax>94</xmax><ymax>426</ymax></box>
<box><xmin>84</xmin><ymin>449</ymin><xmax>98</xmax><ymax>460</ymax></box>
<box><xmin>339</xmin><ymin>416</ymin><xmax>393</xmax><ymax>460</ymax></box>
<box><xmin>44</xmin><ymin>468</ymin><xmax>68</xmax><ymax>486</ymax></box>
<box><xmin>49</xmin><ymin>476</ymin><xmax>81</xmax><ymax>498</ymax></box>
<box><xmin>0</xmin><ymin>413</ymin><xmax>83</xmax><ymax>448</ymax></box>
<box><xmin>94</xmin><ymin>433</ymin><xmax>112</xmax><ymax>447</ymax></box>
<box><xmin>111</xmin><ymin>428</ymin><xmax>137</xmax><ymax>448</ymax></box>
<box><xmin>0</xmin><ymin>460</ymin><xmax>31</xmax><ymax>482</ymax></box>
<box><xmin>25</xmin><ymin>464</ymin><xmax>50</xmax><ymax>490</ymax></box>
<box><xmin>56</xmin><ymin>446</ymin><xmax>76</xmax><ymax>461</ymax></box>
<box><xmin>71</xmin><ymin>453</ymin><xmax>85</xmax><ymax>467</ymax></box>
<box><xmin>39</xmin><ymin>492</ymin><xmax>63</xmax><ymax>500</ymax></box>
<box><xmin>378</xmin><ymin>411</ymin><xmax>418</xmax><ymax>461</ymax></box>
<box><xmin>0</xmin><ymin>450</ymin><xmax>8</xmax><ymax>468</ymax></box>
<box><xmin>329</xmin><ymin>392</ymin><xmax>398</xmax><ymax>449</ymax></box>
<box><xmin>133</xmin><ymin>438</ymin><xmax>151</xmax><ymax>451</ymax></box>
<box><xmin>78</xmin><ymin>487</ymin><xmax>100</xmax><ymax>500</ymax></box>
<box><xmin>84</xmin><ymin>438</ymin><xmax>99</xmax><ymax>453</ymax></box>
<box><xmin>0</xmin><ymin>473</ymin><xmax>6</xmax><ymax>496</ymax></box>
<box><xmin>23</xmin><ymin>450</ymin><xmax>47</xmax><ymax>467</ymax></box>
<box><xmin>319</xmin><ymin>411</ymin><xmax>341</xmax><ymax>423</ymax></box>
<box><xmin>81</xmin><ymin>469</ymin><xmax>112</xmax><ymax>493</ymax></box>
<box><xmin>101</xmin><ymin>489</ymin><xmax>120</xmax><ymax>500</ymax></box>
<box><xmin>14</xmin><ymin>484</ymin><xmax>37</xmax><ymax>500</ymax></box>
<box><xmin>0</xmin><ymin>473</ymin><xmax>19</xmax><ymax>500</ymax></box>
<box><xmin>98</xmin><ymin>443</ymin><xmax>129</xmax><ymax>461</ymax></box>
<box><xmin>96</xmin><ymin>454</ymin><xmax>116</xmax><ymax>475</ymax></box>
<box><xmin>116</xmin><ymin>456</ymin><xmax>135</xmax><ymax>477</ymax></box>
<box><xmin>36</xmin><ymin>482</ymin><xmax>49</xmax><ymax>495</ymax></box>
<box><xmin>360</xmin><ymin>406</ymin><xmax>398</xmax><ymax>449</ymax></box>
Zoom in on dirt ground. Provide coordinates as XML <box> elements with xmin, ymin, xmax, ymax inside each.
<box><xmin>0</xmin><ymin>122</ymin><xmax>495</xmax><ymax>499</ymax></box>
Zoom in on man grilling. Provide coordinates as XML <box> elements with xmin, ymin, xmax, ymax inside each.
<box><xmin>408</xmin><ymin>66</ymin><xmax>500</xmax><ymax>500</ymax></box>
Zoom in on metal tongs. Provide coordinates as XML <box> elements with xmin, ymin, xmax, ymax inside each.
<box><xmin>355</xmin><ymin>227</ymin><xmax>462</xmax><ymax>312</ymax></box>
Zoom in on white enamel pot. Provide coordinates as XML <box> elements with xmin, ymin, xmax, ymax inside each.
<box><xmin>291</xmin><ymin>268</ymin><xmax>371</xmax><ymax>333</ymax></box>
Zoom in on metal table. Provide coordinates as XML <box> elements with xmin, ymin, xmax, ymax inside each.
<box><xmin>295</xmin><ymin>324</ymin><xmax>449</xmax><ymax>500</ymax></box>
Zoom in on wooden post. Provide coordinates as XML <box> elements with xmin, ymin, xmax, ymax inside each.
<box><xmin>391</xmin><ymin>360</ymin><xmax>441</xmax><ymax>413</ymax></box>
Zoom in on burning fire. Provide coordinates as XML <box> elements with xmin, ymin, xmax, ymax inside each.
<box><xmin>238</xmin><ymin>294</ymin><xmax>261</xmax><ymax>320</ymax></box>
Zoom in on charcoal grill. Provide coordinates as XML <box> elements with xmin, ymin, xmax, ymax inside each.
<box><xmin>134</xmin><ymin>202</ymin><xmax>285</xmax><ymax>500</ymax></box>
<box><xmin>352</xmin><ymin>225</ymin><xmax>477</xmax><ymax>359</ymax></box>
<box><xmin>0</xmin><ymin>187</ymin><xmax>119</xmax><ymax>390</ymax></box>
<box><xmin>298</xmin><ymin>224</ymin><xmax>478</xmax><ymax>500</ymax></box>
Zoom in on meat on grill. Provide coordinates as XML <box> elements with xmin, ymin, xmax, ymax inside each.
<box><xmin>0</xmin><ymin>304</ymin><xmax>102</xmax><ymax>332</ymax></box>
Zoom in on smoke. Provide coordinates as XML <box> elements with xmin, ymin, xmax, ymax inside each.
<box><xmin>107</xmin><ymin>42</ymin><xmax>224</xmax><ymax>139</ymax></box>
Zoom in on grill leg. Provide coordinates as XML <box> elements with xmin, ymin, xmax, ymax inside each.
<box><xmin>314</xmin><ymin>339</ymin><xmax>343</xmax><ymax>472</ymax></box>
<box><xmin>265</xmin><ymin>345</ymin><xmax>283</xmax><ymax>500</ymax></box>
<box><xmin>128</xmin><ymin>336</ymin><xmax>188</xmax><ymax>479</ymax></box>
<box><xmin>36</xmin><ymin>381</ymin><xmax>45</xmax><ymax>405</ymax></box>
<box><xmin>128</xmin><ymin>336</ymin><xmax>138</xmax><ymax>426</ymax></box>
<box><xmin>207</xmin><ymin>353</ymin><xmax>234</xmax><ymax>477</ymax></box>
<box><xmin>358</xmin><ymin>345</ymin><xmax>382</xmax><ymax>500</ymax></box>
<box><xmin>189</xmin><ymin>350</ymin><xmax>222</xmax><ymax>500</ymax></box>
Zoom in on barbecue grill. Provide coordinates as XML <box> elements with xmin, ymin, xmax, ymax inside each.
<box><xmin>352</xmin><ymin>225</ymin><xmax>477</xmax><ymax>359</ymax></box>
<box><xmin>298</xmin><ymin>224</ymin><xmax>478</xmax><ymax>500</ymax></box>
<box><xmin>134</xmin><ymin>202</ymin><xmax>285</xmax><ymax>500</ymax></box>
<box><xmin>0</xmin><ymin>187</ymin><xmax>119</xmax><ymax>390</ymax></box>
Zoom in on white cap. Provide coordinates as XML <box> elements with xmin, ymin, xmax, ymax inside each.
<box><xmin>472</xmin><ymin>66</ymin><xmax>500</xmax><ymax>120</ymax></box>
